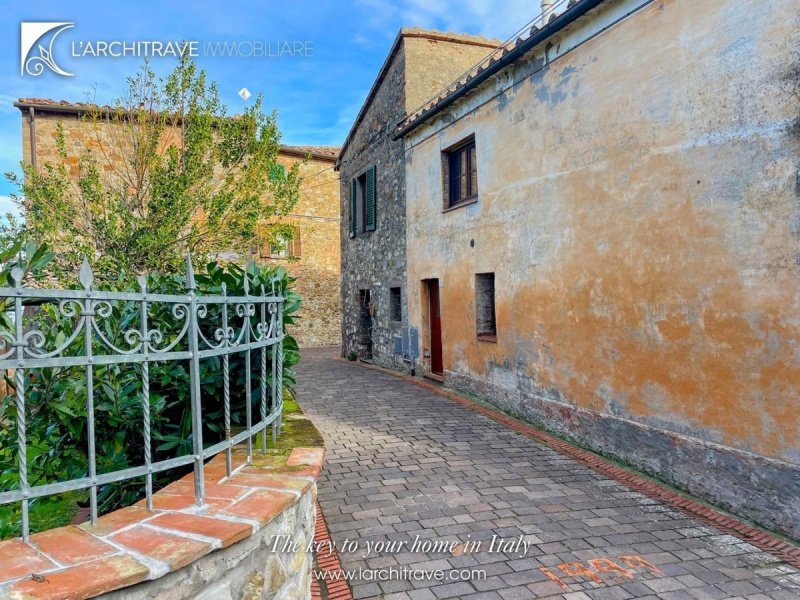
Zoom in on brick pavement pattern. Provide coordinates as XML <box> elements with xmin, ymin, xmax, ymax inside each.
<box><xmin>296</xmin><ymin>348</ymin><xmax>800</xmax><ymax>600</ymax></box>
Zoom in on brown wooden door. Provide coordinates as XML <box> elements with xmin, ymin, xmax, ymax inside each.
<box><xmin>428</xmin><ymin>279</ymin><xmax>443</xmax><ymax>375</ymax></box>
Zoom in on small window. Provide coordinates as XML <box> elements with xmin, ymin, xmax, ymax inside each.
<box><xmin>389</xmin><ymin>287</ymin><xmax>402</xmax><ymax>322</ymax></box>
<box><xmin>475</xmin><ymin>273</ymin><xmax>496</xmax><ymax>340</ymax></box>
<box><xmin>261</xmin><ymin>227</ymin><xmax>301</xmax><ymax>259</ymax></box>
<box><xmin>443</xmin><ymin>136</ymin><xmax>478</xmax><ymax>208</ymax></box>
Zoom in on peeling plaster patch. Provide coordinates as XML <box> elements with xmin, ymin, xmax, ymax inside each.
<box><xmin>595</xmin><ymin>383</ymin><xmax>627</xmax><ymax>417</ymax></box>
<box><xmin>497</xmin><ymin>91</ymin><xmax>513</xmax><ymax>112</ymax></box>
<box><xmin>560</xmin><ymin>65</ymin><xmax>578</xmax><ymax>78</ymax></box>
<box><xmin>528</xmin><ymin>235</ymin><xmax>554</xmax><ymax>266</ymax></box>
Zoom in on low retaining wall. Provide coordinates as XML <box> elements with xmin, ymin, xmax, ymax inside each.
<box><xmin>446</xmin><ymin>370</ymin><xmax>800</xmax><ymax>541</ymax></box>
<box><xmin>0</xmin><ymin>447</ymin><xmax>324</xmax><ymax>600</ymax></box>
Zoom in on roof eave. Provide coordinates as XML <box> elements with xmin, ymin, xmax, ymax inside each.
<box><xmin>279</xmin><ymin>147</ymin><xmax>338</xmax><ymax>162</ymax></box>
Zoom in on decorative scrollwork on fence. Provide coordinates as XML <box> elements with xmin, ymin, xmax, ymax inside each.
<box><xmin>0</xmin><ymin>254</ymin><xmax>285</xmax><ymax>541</ymax></box>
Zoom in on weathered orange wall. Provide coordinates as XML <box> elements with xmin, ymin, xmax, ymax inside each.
<box><xmin>405</xmin><ymin>0</ymin><xmax>800</xmax><ymax>465</ymax></box>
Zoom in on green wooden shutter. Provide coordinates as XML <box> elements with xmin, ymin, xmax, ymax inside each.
<box><xmin>365</xmin><ymin>165</ymin><xmax>376</xmax><ymax>232</ymax></box>
<box><xmin>350</xmin><ymin>179</ymin><xmax>357</xmax><ymax>238</ymax></box>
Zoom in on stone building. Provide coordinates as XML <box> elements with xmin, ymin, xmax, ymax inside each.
<box><xmin>15</xmin><ymin>98</ymin><xmax>341</xmax><ymax>347</ymax></box>
<box><xmin>336</xmin><ymin>28</ymin><xmax>500</xmax><ymax>368</ymax></box>
<box><xmin>397</xmin><ymin>0</ymin><xmax>800</xmax><ymax>537</ymax></box>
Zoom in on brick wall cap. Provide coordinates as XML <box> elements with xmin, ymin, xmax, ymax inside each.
<box><xmin>0</xmin><ymin>446</ymin><xmax>324</xmax><ymax>598</ymax></box>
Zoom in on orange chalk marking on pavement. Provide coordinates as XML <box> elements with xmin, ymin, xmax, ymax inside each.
<box><xmin>621</xmin><ymin>555</ymin><xmax>665</xmax><ymax>577</ymax></box>
<box><xmin>557</xmin><ymin>562</ymin><xmax>604</xmax><ymax>584</ymax></box>
<box><xmin>540</xmin><ymin>567</ymin><xmax>570</xmax><ymax>590</ymax></box>
<box><xmin>588</xmin><ymin>558</ymin><xmax>635</xmax><ymax>580</ymax></box>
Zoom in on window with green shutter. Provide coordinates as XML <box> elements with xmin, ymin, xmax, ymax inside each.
<box><xmin>350</xmin><ymin>179</ymin><xmax>357</xmax><ymax>238</ymax></box>
<box><xmin>365</xmin><ymin>165</ymin><xmax>376</xmax><ymax>231</ymax></box>
<box><xmin>350</xmin><ymin>167</ymin><xmax>376</xmax><ymax>237</ymax></box>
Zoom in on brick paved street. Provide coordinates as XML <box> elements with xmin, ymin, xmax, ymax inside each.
<box><xmin>296</xmin><ymin>348</ymin><xmax>800</xmax><ymax>600</ymax></box>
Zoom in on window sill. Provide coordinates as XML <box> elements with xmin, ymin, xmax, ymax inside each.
<box><xmin>477</xmin><ymin>334</ymin><xmax>497</xmax><ymax>343</ymax></box>
<box><xmin>442</xmin><ymin>196</ymin><xmax>478</xmax><ymax>213</ymax></box>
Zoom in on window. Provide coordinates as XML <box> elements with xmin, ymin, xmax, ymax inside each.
<box><xmin>350</xmin><ymin>165</ymin><xmax>376</xmax><ymax>237</ymax></box>
<box><xmin>475</xmin><ymin>273</ymin><xmax>496</xmax><ymax>340</ymax></box>
<box><xmin>261</xmin><ymin>227</ymin><xmax>301</xmax><ymax>259</ymax></box>
<box><xmin>389</xmin><ymin>287</ymin><xmax>402</xmax><ymax>322</ymax></box>
<box><xmin>443</xmin><ymin>136</ymin><xmax>478</xmax><ymax>208</ymax></box>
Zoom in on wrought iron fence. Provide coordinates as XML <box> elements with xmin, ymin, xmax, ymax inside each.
<box><xmin>0</xmin><ymin>256</ymin><xmax>285</xmax><ymax>540</ymax></box>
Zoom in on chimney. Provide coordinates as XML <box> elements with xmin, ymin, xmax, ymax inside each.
<box><xmin>541</xmin><ymin>0</ymin><xmax>555</xmax><ymax>23</ymax></box>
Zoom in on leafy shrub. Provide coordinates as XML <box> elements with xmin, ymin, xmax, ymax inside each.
<box><xmin>0</xmin><ymin>258</ymin><xmax>300</xmax><ymax>536</ymax></box>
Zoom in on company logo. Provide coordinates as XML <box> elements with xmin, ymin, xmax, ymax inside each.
<box><xmin>20</xmin><ymin>21</ymin><xmax>75</xmax><ymax>77</ymax></box>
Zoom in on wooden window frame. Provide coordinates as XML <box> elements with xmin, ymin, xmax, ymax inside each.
<box><xmin>442</xmin><ymin>135</ymin><xmax>478</xmax><ymax>210</ymax></box>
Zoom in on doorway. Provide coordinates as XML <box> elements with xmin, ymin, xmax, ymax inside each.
<box><xmin>358</xmin><ymin>289</ymin><xmax>373</xmax><ymax>360</ymax></box>
<box><xmin>426</xmin><ymin>279</ymin><xmax>443</xmax><ymax>376</ymax></box>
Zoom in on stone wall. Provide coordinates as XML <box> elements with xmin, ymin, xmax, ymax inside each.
<box><xmin>264</xmin><ymin>154</ymin><xmax>341</xmax><ymax>348</ymax></box>
<box><xmin>339</xmin><ymin>40</ymin><xmax>409</xmax><ymax>369</ymax></box>
<box><xmin>17</xmin><ymin>106</ymin><xmax>341</xmax><ymax>348</ymax></box>
<box><xmin>403</xmin><ymin>0</ymin><xmax>800</xmax><ymax>537</ymax></box>
<box><xmin>102</xmin><ymin>485</ymin><xmax>316</xmax><ymax>600</ymax></box>
<box><xmin>0</xmin><ymin>447</ymin><xmax>324</xmax><ymax>599</ymax></box>
<box><xmin>338</xmin><ymin>30</ymin><xmax>498</xmax><ymax>369</ymax></box>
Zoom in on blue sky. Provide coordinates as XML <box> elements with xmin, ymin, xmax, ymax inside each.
<box><xmin>0</xmin><ymin>0</ymin><xmax>540</xmax><ymax>210</ymax></box>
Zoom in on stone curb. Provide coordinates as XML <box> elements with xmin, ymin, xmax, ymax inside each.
<box><xmin>341</xmin><ymin>357</ymin><xmax>800</xmax><ymax>569</ymax></box>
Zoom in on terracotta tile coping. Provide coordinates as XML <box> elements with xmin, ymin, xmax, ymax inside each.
<box><xmin>343</xmin><ymin>358</ymin><xmax>800</xmax><ymax>569</ymax></box>
<box><xmin>0</xmin><ymin>446</ymin><xmax>324</xmax><ymax>599</ymax></box>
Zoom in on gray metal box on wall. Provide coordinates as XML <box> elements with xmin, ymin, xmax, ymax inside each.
<box><xmin>393</xmin><ymin>326</ymin><xmax>420</xmax><ymax>360</ymax></box>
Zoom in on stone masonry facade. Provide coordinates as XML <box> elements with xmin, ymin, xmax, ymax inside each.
<box><xmin>266</xmin><ymin>149</ymin><xmax>341</xmax><ymax>348</ymax></box>
<box><xmin>16</xmin><ymin>101</ymin><xmax>341</xmax><ymax>348</ymax></box>
<box><xmin>337</xmin><ymin>29</ymin><xmax>500</xmax><ymax>369</ymax></box>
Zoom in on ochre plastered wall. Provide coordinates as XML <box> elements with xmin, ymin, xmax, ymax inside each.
<box><xmin>404</xmin><ymin>0</ymin><xmax>800</xmax><ymax>518</ymax></box>
<box><xmin>21</xmin><ymin>111</ymin><xmax>341</xmax><ymax>347</ymax></box>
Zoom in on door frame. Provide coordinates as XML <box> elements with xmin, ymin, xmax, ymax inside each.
<box><xmin>425</xmin><ymin>278</ymin><xmax>443</xmax><ymax>377</ymax></box>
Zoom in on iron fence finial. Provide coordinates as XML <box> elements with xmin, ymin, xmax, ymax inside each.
<box><xmin>185</xmin><ymin>254</ymin><xmax>196</xmax><ymax>291</ymax></box>
<box><xmin>79</xmin><ymin>257</ymin><xmax>94</xmax><ymax>290</ymax></box>
<box><xmin>10</xmin><ymin>266</ymin><xmax>23</xmax><ymax>287</ymax></box>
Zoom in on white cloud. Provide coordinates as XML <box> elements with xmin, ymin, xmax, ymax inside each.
<box><xmin>358</xmin><ymin>0</ymin><xmax>541</xmax><ymax>42</ymax></box>
<box><xmin>353</xmin><ymin>0</ymin><xmax>540</xmax><ymax>46</ymax></box>
<box><xmin>0</xmin><ymin>196</ymin><xmax>22</xmax><ymax>220</ymax></box>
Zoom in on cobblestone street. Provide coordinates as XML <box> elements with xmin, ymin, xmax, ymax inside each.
<box><xmin>296</xmin><ymin>348</ymin><xmax>800</xmax><ymax>600</ymax></box>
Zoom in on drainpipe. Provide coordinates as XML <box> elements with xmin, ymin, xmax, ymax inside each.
<box><xmin>541</xmin><ymin>0</ymin><xmax>555</xmax><ymax>23</ymax></box>
<box><xmin>27</xmin><ymin>107</ymin><xmax>37</xmax><ymax>169</ymax></box>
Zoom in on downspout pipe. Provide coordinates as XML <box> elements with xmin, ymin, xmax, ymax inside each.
<box><xmin>28</xmin><ymin>107</ymin><xmax>36</xmax><ymax>169</ymax></box>
<box><xmin>392</xmin><ymin>0</ymin><xmax>606</xmax><ymax>140</ymax></box>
